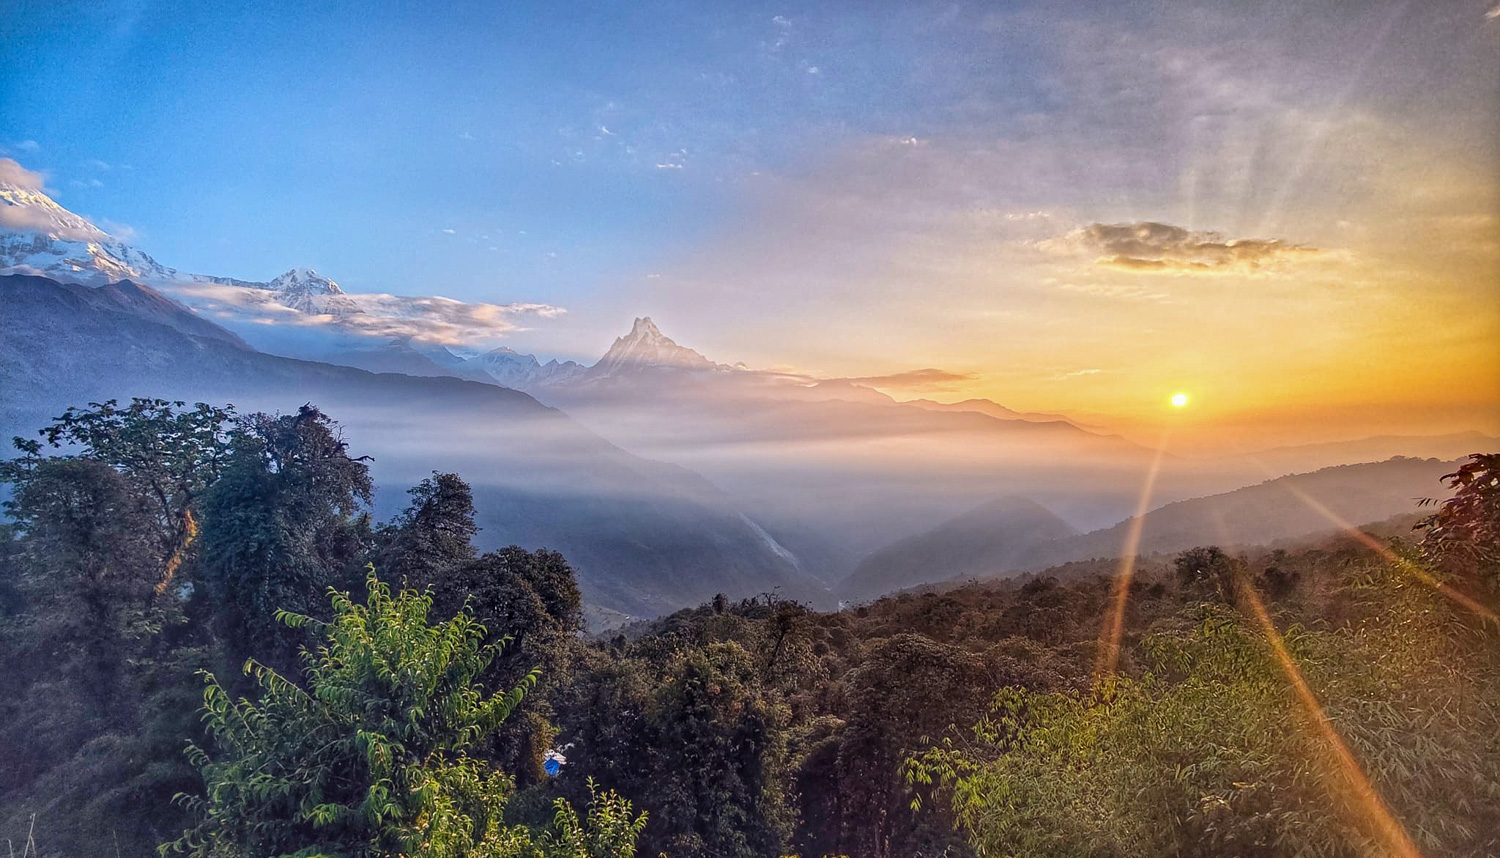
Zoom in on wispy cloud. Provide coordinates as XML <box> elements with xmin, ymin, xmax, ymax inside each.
<box><xmin>1045</xmin><ymin>221</ymin><xmax>1318</xmax><ymax>275</ymax></box>
<box><xmin>1054</xmin><ymin>368</ymin><xmax>1105</xmax><ymax>380</ymax></box>
<box><xmin>825</xmin><ymin>368</ymin><xmax>977</xmax><ymax>391</ymax></box>
<box><xmin>0</xmin><ymin>157</ymin><xmax>46</xmax><ymax>190</ymax></box>
<box><xmin>1056</xmin><ymin>281</ymin><xmax>1169</xmax><ymax>302</ymax></box>
<box><xmin>169</xmin><ymin>279</ymin><xmax>566</xmax><ymax>346</ymax></box>
<box><xmin>0</xmin><ymin>158</ymin><xmax>107</xmax><ymax>241</ymax></box>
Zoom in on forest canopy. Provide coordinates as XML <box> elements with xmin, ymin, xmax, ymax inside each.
<box><xmin>0</xmin><ymin>400</ymin><xmax>1495</xmax><ymax>858</ymax></box>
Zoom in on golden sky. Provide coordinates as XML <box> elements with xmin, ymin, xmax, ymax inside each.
<box><xmin>610</xmin><ymin>3</ymin><xmax>1500</xmax><ymax>450</ymax></box>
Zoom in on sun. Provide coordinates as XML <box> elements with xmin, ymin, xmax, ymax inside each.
<box><xmin>1170</xmin><ymin>392</ymin><xmax>1189</xmax><ymax>408</ymax></box>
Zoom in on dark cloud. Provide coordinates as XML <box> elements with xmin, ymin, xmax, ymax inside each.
<box><xmin>1055</xmin><ymin>221</ymin><xmax>1317</xmax><ymax>274</ymax></box>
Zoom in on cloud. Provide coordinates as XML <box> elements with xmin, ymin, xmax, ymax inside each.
<box><xmin>1055</xmin><ymin>368</ymin><xmax>1105</xmax><ymax>380</ymax></box>
<box><xmin>12</xmin><ymin>140</ymin><xmax>40</xmax><ymax>153</ymax></box>
<box><xmin>1056</xmin><ymin>281</ymin><xmax>1169</xmax><ymax>302</ymax></box>
<box><xmin>1046</xmin><ymin>221</ymin><xmax>1318</xmax><ymax>274</ymax></box>
<box><xmin>95</xmin><ymin>218</ymin><xmax>140</xmax><ymax>242</ymax></box>
<box><xmin>826</xmin><ymin>368</ymin><xmax>978</xmax><ymax>391</ymax></box>
<box><xmin>0</xmin><ymin>157</ymin><xmax>46</xmax><ymax>189</ymax></box>
<box><xmin>168</xmin><ymin>279</ymin><xmax>567</xmax><ymax>347</ymax></box>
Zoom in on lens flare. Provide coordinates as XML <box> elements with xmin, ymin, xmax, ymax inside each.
<box><xmin>1239</xmin><ymin>582</ymin><xmax>1425</xmax><ymax>858</ymax></box>
<box><xmin>1095</xmin><ymin>430</ymin><xmax>1170</xmax><ymax>676</ymax></box>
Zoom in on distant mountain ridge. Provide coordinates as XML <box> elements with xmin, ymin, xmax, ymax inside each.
<box><xmin>838</xmin><ymin>496</ymin><xmax>1079</xmax><ymax>601</ymax></box>
<box><xmin>0</xmin><ymin>273</ymin><xmax>827</xmax><ymax>617</ymax></box>
<box><xmin>843</xmin><ymin>456</ymin><xmax>1466</xmax><ymax>600</ymax></box>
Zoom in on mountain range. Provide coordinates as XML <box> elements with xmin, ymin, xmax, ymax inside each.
<box><xmin>0</xmin><ymin>272</ymin><xmax>824</xmax><ymax>618</ymax></box>
<box><xmin>840</xmin><ymin>455</ymin><xmax>1463</xmax><ymax>600</ymax></box>
<box><xmin>2</xmin><ymin>166</ymin><xmax>1492</xmax><ymax>618</ymax></box>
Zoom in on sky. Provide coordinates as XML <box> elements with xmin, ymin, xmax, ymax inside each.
<box><xmin>3</xmin><ymin>0</ymin><xmax>1497</xmax><ymax>447</ymax></box>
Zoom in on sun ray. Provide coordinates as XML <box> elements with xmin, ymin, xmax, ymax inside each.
<box><xmin>1274</xmin><ymin>478</ymin><xmax>1499</xmax><ymax>623</ymax></box>
<box><xmin>1095</xmin><ymin>429</ymin><xmax>1171</xmax><ymax>676</ymax></box>
<box><xmin>1238</xmin><ymin>581</ymin><xmax>1426</xmax><ymax>858</ymax></box>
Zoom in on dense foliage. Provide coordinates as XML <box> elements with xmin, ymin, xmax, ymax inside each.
<box><xmin>0</xmin><ymin>400</ymin><xmax>1494</xmax><ymax>858</ymax></box>
<box><xmin>167</xmin><ymin>570</ymin><xmax>641</xmax><ymax>858</ymax></box>
<box><xmin>0</xmin><ymin>401</ymin><xmax>636</xmax><ymax>858</ymax></box>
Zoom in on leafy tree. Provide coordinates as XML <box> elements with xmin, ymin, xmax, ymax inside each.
<box><xmin>1418</xmin><ymin>452</ymin><xmax>1500</xmax><ymax>602</ymax></box>
<box><xmin>831</xmin><ymin>633</ymin><xmax>989</xmax><ymax>858</ymax></box>
<box><xmin>2</xmin><ymin>399</ymin><xmax>235</xmax><ymax>593</ymax></box>
<box><xmin>909</xmin><ymin>558</ymin><xmax>1500</xmax><ymax>858</ymax></box>
<box><xmin>196</xmin><ymin>406</ymin><xmax>373</xmax><ymax>674</ymax></box>
<box><xmin>165</xmin><ymin>569</ymin><xmax>643</xmax><ymax>858</ymax></box>
<box><xmin>0</xmin><ymin>405</ymin><xmax>232</xmax><ymax>858</ymax></box>
<box><xmin>560</xmin><ymin>640</ymin><xmax>791</xmax><ymax>858</ymax></box>
<box><xmin>379</xmin><ymin>472</ymin><xmax>477</xmax><ymax>585</ymax></box>
<box><xmin>1173</xmin><ymin>545</ymin><xmax>1241</xmax><ymax>601</ymax></box>
<box><xmin>427</xmin><ymin>547</ymin><xmax>584</xmax><ymax>788</ymax></box>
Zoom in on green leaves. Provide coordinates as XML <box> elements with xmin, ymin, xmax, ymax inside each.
<box><xmin>909</xmin><ymin>563</ymin><xmax>1500</xmax><ymax>858</ymax></box>
<box><xmin>166</xmin><ymin>569</ymin><xmax>641</xmax><ymax>858</ymax></box>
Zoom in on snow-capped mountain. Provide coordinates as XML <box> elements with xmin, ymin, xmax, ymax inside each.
<box><xmin>260</xmin><ymin>267</ymin><xmax>361</xmax><ymax>316</ymax></box>
<box><xmin>1</xmin><ymin>177</ymin><xmax>179</xmax><ymax>285</ymax></box>
<box><xmin>2</xmin><ymin>161</ymin><xmax>734</xmax><ymax>393</ymax></box>
<box><xmin>467</xmin><ymin>346</ymin><xmax>587</xmax><ymax>388</ymax></box>
<box><xmin>452</xmin><ymin>317</ymin><xmax>731</xmax><ymax>391</ymax></box>
<box><xmin>585</xmin><ymin>316</ymin><xmax>726</xmax><ymax>379</ymax></box>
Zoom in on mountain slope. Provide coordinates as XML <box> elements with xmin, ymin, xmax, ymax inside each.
<box><xmin>1026</xmin><ymin>457</ymin><xmax>1459</xmax><ymax>569</ymax></box>
<box><xmin>835</xmin><ymin>457</ymin><xmax>1463</xmax><ymax>601</ymax></box>
<box><xmin>0</xmin><ymin>273</ymin><xmax>823</xmax><ymax>617</ymax></box>
<box><xmin>837</xmin><ymin>496</ymin><xmax>1080</xmax><ymax>601</ymax></box>
<box><xmin>1</xmin><ymin>178</ymin><xmax>179</xmax><ymax>285</ymax></box>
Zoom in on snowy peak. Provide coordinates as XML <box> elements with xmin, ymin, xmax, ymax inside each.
<box><xmin>0</xmin><ymin>179</ymin><xmax>109</xmax><ymax>244</ymax></box>
<box><xmin>257</xmin><ymin>267</ymin><xmax>359</xmax><ymax>316</ymax></box>
<box><xmin>269</xmin><ymin>267</ymin><xmax>344</xmax><ymax>296</ymax></box>
<box><xmin>1</xmin><ymin>169</ymin><xmax>178</xmax><ymax>286</ymax></box>
<box><xmin>631</xmin><ymin>316</ymin><xmax>664</xmax><ymax>339</ymax></box>
<box><xmin>466</xmin><ymin>345</ymin><xmax>587</xmax><ymax>388</ymax></box>
<box><xmin>589</xmin><ymin>316</ymin><xmax>721</xmax><ymax>377</ymax></box>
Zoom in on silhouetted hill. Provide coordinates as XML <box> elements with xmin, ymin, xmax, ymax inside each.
<box><xmin>1029</xmin><ymin>457</ymin><xmax>1459</xmax><ymax>569</ymax></box>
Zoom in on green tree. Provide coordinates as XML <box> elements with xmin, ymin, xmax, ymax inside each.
<box><xmin>1173</xmin><ymin>545</ymin><xmax>1241</xmax><ymax>601</ymax></box>
<box><xmin>560</xmin><ymin>640</ymin><xmax>791</xmax><ymax>858</ymax></box>
<box><xmin>909</xmin><ymin>557</ymin><xmax>1500</xmax><ymax>858</ymax></box>
<box><xmin>1418</xmin><ymin>452</ymin><xmax>1500</xmax><ymax>602</ymax></box>
<box><xmin>379</xmin><ymin>472</ymin><xmax>478</xmax><ymax>585</ymax></box>
<box><xmin>2</xmin><ymin>398</ymin><xmax>235</xmax><ymax>593</ymax></box>
<box><xmin>165</xmin><ymin>569</ymin><xmax>643</xmax><ymax>858</ymax></box>
<box><xmin>427</xmin><ymin>547</ymin><xmax>584</xmax><ymax>788</ymax></box>
<box><xmin>196</xmin><ymin>406</ymin><xmax>373</xmax><ymax>674</ymax></box>
<box><xmin>0</xmin><ymin>403</ymin><xmax>233</xmax><ymax>858</ymax></box>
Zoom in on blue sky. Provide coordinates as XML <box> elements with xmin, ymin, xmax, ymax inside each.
<box><xmin>3</xmin><ymin>1</ymin><xmax>1497</xmax><ymax>441</ymax></box>
<box><xmin>2</xmin><ymin>1</ymin><xmax>1050</xmax><ymax>300</ymax></box>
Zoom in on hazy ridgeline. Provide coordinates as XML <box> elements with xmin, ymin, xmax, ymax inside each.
<box><xmin>0</xmin><ymin>397</ymin><xmax>1495</xmax><ymax>858</ymax></box>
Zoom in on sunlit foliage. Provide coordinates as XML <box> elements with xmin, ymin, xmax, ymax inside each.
<box><xmin>908</xmin><ymin>551</ymin><xmax>1500</xmax><ymax>857</ymax></box>
<box><xmin>165</xmin><ymin>569</ymin><xmax>643</xmax><ymax>858</ymax></box>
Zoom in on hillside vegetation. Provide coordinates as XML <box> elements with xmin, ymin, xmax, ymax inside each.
<box><xmin>0</xmin><ymin>401</ymin><xmax>1495</xmax><ymax>858</ymax></box>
